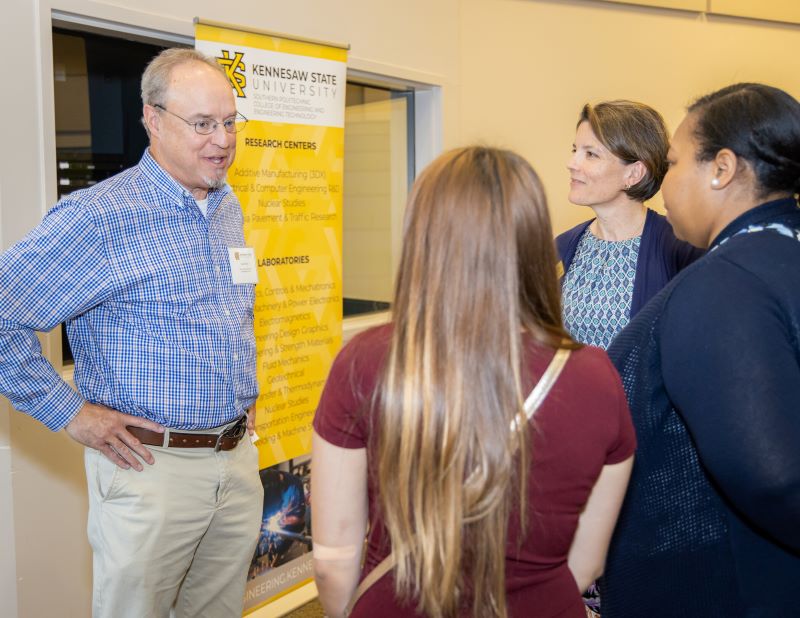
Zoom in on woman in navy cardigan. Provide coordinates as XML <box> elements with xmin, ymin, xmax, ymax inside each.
<box><xmin>558</xmin><ymin>101</ymin><xmax>702</xmax><ymax>351</ymax></box>
<box><xmin>558</xmin><ymin>100</ymin><xmax>701</xmax><ymax>617</ymax></box>
<box><xmin>605</xmin><ymin>83</ymin><xmax>800</xmax><ymax>617</ymax></box>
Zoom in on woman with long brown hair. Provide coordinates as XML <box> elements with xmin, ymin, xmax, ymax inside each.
<box><xmin>311</xmin><ymin>146</ymin><xmax>635</xmax><ymax>617</ymax></box>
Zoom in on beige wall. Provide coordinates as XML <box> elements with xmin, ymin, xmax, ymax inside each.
<box><xmin>1</xmin><ymin>0</ymin><xmax>800</xmax><ymax>616</ymax></box>
<box><xmin>459</xmin><ymin>0</ymin><xmax>800</xmax><ymax>235</ymax></box>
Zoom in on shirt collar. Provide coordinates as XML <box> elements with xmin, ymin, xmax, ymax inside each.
<box><xmin>137</xmin><ymin>148</ymin><xmax>232</xmax><ymax>213</ymax></box>
<box><xmin>710</xmin><ymin>197</ymin><xmax>800</xmax><ymax>249</ymax></box>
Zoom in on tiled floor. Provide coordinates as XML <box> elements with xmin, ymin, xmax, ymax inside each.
<box><xmin>283</xmin><ymin>598</ymin><xmax>325</xmax><ymax>617</ymax></box>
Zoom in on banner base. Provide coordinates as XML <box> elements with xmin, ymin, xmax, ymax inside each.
<box><xmin>248</xmin><ymin>581</ymin><xmax>318</xmax><ymax>617</ymax></box>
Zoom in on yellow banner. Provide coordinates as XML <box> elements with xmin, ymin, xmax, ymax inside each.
<box><xmin>196</xmin><ymin>21</ymin><xmax>346</xmax><ymax>614</ymax></box>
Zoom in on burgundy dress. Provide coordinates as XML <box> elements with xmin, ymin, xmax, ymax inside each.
<box><xmin>313</xmin><ymin>324</ymin><xmax>635</xmax><ymax>617</ymax></box>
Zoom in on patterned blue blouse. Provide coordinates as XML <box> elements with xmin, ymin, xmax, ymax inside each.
<box><xmin>562</xmin><ymin>229</ymin><xmax>641</xmax><ymax>350</ymax></box>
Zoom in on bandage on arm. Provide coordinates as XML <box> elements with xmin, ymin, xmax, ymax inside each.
<box><xmin>311</xmin><ymin>431</ymin><xmax>368</xmax><ymax>617</ymax></box>
<box><xmin>312</xmin><ymin>542</ymin><xmax>361</xmax><ymax>561</ymax></box>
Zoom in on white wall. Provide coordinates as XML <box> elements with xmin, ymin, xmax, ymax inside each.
<box><xmin>0</xmin><ymin>1</ymin><xmax>460</xmax><ymax>616</ymax></box>
<box><xmin>0</xmin><ymin>407</ymin><xmax>17</xmax><ymax>618</ymax></box>
<box><xmin>1</xmin><ymin>1</ymin><xmax>51</xmax><ymax>616</ymax></box>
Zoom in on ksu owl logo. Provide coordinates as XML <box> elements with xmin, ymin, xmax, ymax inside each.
<box><xmin>217</xmin><ymin>50</ymin><xmax>247</xmax><ymax>98</ymax></box>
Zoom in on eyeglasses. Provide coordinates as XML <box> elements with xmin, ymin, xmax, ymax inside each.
<box><xmin>153</xmin><ymin>104</ymin><xmax>248</xmax><ymax>135</ymax></box>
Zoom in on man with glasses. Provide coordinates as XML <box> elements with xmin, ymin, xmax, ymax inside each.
<box><xmin>0</xmin><ymin>48</ymin><xmax>261</xmax><ymax>617</ymax></box>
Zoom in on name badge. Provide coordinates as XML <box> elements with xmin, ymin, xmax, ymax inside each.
<box><xmin>227</xmin><ymin>247</ymin><xmax>259</xmax><ymax>284</ymax></box>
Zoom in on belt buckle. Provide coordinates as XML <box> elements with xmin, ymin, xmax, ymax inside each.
<box><xmin>215</xmin><ymin>416</ymin><xmax>247</xmax><ymax>452</ymax></box>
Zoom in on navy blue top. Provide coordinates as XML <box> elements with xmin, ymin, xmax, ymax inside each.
<box><xmin>605</xmin><ymin>197</ymin><xmax>800</xmax><ymax>617</ymax></box>
<box><xmin>556</xmin><ymin>209</ymin><xmax>703</xmax><ymax>318</ymax></box>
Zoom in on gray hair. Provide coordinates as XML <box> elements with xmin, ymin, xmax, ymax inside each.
<box><xmin>141</xmin><ymin>47</ymin><xmax>227</xmax><ymax>107</ymax></box>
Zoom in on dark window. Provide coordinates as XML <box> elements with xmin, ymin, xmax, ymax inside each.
<box><xmin>53</xmin><ymin>29</ymin><xmax>168</xmax><ymax>362</ymax></box>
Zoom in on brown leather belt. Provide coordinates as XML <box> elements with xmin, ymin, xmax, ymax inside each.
<box><xmin>127</xmin><ymin>416</ymin><xmax>247</xmax><ymax>452</ymax></box>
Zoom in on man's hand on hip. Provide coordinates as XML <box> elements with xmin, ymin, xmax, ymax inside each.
<box><xmin>246</xmin><ymin>405</ymin><xmax>256</xmax><ymax>436</ymax></box>
<box><xmin>65</xmin><ymin>403</ymin><xmax>164</xmax><ymax>471</ymax></box>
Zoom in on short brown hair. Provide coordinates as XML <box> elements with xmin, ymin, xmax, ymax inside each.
<box><xmin>579</xmin><ymin>100</ymin><xmax>669</xmax><ymax>201</ymax></box>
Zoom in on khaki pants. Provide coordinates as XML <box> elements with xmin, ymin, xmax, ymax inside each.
<box><xmin>85</xmin><ymin>435</ymin><xmax>263</xmax><ymax>618</ymax></box>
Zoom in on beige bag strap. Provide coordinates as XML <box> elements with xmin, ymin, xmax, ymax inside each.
<box><xmin>344</xmin><ymin>553</ymin><xmax>394</xmax><ymax>615</ymax></box>
<box><xmin>344</xmin><ymin>347</ymin><xmax>571</xmax><ymax>616</ymax></box>
<box><xmin>523</xmin><ymin>347</ymin><xmax>570</xmax><ymax>421</ymax></box>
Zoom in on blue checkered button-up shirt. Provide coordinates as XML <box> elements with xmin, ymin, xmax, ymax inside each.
<box><xmin>0</xmin><ymin>150</ymin><xmax>257</xmax><ymax>431</ymax></box>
